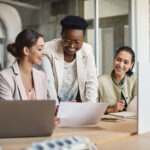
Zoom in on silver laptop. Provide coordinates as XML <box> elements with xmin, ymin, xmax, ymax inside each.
<box><xmin>0</xmin><ymin>100</ymin><xmax>56</xmax><ymax>138</ymax></box>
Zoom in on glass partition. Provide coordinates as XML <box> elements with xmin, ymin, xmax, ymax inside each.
<box><xmin>100</xmin><ymin>0</ymin><xmax>129</xmax><ymax>74</ymax></box>
<box><xmin>0</xmin><ymin>0</ymin><xmax>130</xmax><ymax>72</ymax></box>
<box><xmin>0</xmin><ymin>21</ymin><xmax>6</xmax><ymax>69</ymax></box>
<box><xmin>84</xmin><ymin>0</ymin><xmax>130</xmax><ymax>75</ymax></box>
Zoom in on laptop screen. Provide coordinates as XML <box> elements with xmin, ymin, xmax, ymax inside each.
<box><xmin>0</xmin><ymin>100</ymin><xmax>56</xmax><ymax>138</ymax></box>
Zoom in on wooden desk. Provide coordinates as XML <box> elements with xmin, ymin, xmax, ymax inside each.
<box><xmin>0</xmin><ymin>117</ymin><xmax>137</xmax><ymax>150</ymax></box>
<box><xmin>100</xmin><ymin>131</ymin><xmax>150</xmax><ymax>150</ymax></box>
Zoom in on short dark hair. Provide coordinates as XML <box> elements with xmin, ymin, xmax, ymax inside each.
<box><xmin>114</xmin><ymin>46</ymin><xmax>135</xmax><ymax>76</ymax></box>
<box><xmin>60</xmin><ymin>15</ymin><xmax>88</xmax><ymax>35</ymax></box>
<box><xmin>7</xmin><ymin>29</ymin><xmax>43</xmax><ymax>59</ymax></box>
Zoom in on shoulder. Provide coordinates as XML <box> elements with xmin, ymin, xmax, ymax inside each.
<box><xmin>78</xmin><ymin>42</ymin><xmax>93</xmax><ymax>57</ymax></box>
<box><xmin>82</xmin><ymin>42</ymin><xmax>93</xmax><ymax>49</ymax></box>
<box><xmin>97</xmin><ymin>73</ymin><xmax>113</xmax><ymax>91</ymax></box>
<box><xmin>33</xmin><ymin>68</ymin><xmax>48</xmax><ymax>91</ymax></box>
<box><xmin>81</xmin><ymin>42</ymin><xmax>93</xmax><ymax>56</ymax></box>
<box><xmin>0</xmin><ymin>66</ymin><xmax>13</xmax><ymax>79</ymax></box>
<box><xmin>0</xmin><ymin>67</ymin><xmax>14</xmax><ymax>88</ymax></box>
<box><xmin>44</xmin><ymin>38</ymin><xmax>61</xmax><ymax>54</ymax></box>
<box><xmin>126</xmin><ymin>73</ymin><xmax>137</xmax><ymax>83</ymax></box>
<box><xmin>98</xmin><ymin>73</ymin><xmax>111</xmax><ymax>83</ymax></box>
<box><xmin>33</xmin><ymin>68</ymin><xmax>46</xmax><ymax>78</ymax></box>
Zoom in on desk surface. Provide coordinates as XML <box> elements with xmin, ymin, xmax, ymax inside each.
<box><xmin>101</xmin><ymin>131</ymin><xmax>150</xmax><ymax>150</ymax></box>
<box><xmin>0</xmin><ymin>117</ymin><xmax>137</xmax><ymax>150</ymax></box>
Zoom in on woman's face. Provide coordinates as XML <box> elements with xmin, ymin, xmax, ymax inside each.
<box><xmin>28</xmin><ymin>37</ymin><xmax>45</xmax><ymax>66</ymax></box>
<box><xmin>113</xmin><ymin>50</ymin><xmax>133</xmax><ymax>77</ymax></box>
<box><xmin>62</xmin><ymin>29</ymin><xmax>84</xmax><ymax>57</ymax></box>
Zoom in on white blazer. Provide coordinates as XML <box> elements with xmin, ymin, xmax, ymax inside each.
<box><xmin>0</xmin><ymin>61</ymin><xmax>48</xmax><ymax>100</ymax></box>
<box><xmin>41</xmin><ymin>39</ymin><xmax>97</xmax><ymax>104</ymax></box>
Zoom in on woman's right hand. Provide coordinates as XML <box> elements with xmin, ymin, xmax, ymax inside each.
<box><xmin>114</xmin><ymin>100</ymin><xmax>125</xmax><ymax>112</ymax></box>
<box><xmin>107</xmin><ymin>100</ymin><xmax>125</xmax><ymax>113</ymax></box>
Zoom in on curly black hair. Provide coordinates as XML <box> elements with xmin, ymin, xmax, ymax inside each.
<box><xmin>60</xmin><ymin>15</ymin><xmax>88</xmax><ymax>35</ymax></box>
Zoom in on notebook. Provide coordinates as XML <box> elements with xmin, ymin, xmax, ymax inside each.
<box><xmin>109</xmin><ymin>111</ymin><xmax>137</xmax><ymax>118</ymax></box>
<box><xmin>0</xmin><ymin>100</ymin><xmax>56</xmax><ymax>138</ymax></box>
<box><xmin>110</xmin><ymin>97</ymin><xmax>138</xmax><ymax>118</ymax></box>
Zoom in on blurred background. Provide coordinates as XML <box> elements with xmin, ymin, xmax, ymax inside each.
<box><xmin>0</xmin><ymin>0</ymin><xmax>144</xmax><ymax>75</ymax></box>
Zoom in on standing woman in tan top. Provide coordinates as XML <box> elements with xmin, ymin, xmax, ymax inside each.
<box><xmin>0</xmin><ymin>29</ymin><xmax>47</xmax><ymax>100</ymax></box>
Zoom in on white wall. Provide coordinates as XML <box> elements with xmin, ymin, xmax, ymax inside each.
<box><xmin>84</xmin><ymin>0</ymin><xmax>129</xmax><ymax>74</ymax></box>
<box><xmin>0</xmin><ymin>3</ymin><xmax>22</xmax><ymax>66</ymax></box>
<box><xmin>101</xmin><ymin>27</ymin><xmax>114</xmax><ymax>73</ymax></box>
<box><xmin>124</xmin><ymin>25</ymin><xmax>129</xmax><ymax>46</ymax></box>
<box><xmin>138</xmin><ymin>62</ymin><xmax>150</xmax><ymax>134</ymax></box>
<box><xmin>87</xmin><ymin>28</ymin><xmax>103</xmax><ymax>75</ymax></box>
<box><xmin>133</xmin><ymin>0</ymin><xmax>150</xmax><ymax>134</ymax></box>
<box><xmin>84</xmin><ymin>0</ymin><xmax>128</xmax><ymax>19</ymax></box>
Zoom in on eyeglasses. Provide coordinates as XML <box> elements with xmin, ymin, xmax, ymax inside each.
<box><xmin>62</xmin><ymin>39</ymin><xmax>83</xmax><ymax>47</ymax></box>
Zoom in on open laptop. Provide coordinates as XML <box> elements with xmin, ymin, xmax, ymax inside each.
<box><xmin>0</xmin><ymin>100</ymin><xmax>56</xmax><ymax>138</ymax></box>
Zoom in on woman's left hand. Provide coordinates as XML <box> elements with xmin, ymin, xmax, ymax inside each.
<box><xmin>70</xmin><ymin>100</ymin><xmax>77</xmax><ymax>102</ymax></box>
<box><xmin>53</xmin><ymin>117</ymin><xmax>60</xmax><ymax>129</ymax></box>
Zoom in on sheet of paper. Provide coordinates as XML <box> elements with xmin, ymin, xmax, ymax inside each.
<box><xmin>127</xmin><ymin>96</ymin><xmax>137</xmax><ymax>113</ymax></box>
<box><xmin>110</xmin><ymin>96</ymin><xmax>138</xmax><ymax>118</ymax></box>
<box><xmin>57</xmin><ymin>102</ymin><xmax>108</xmax><ymax>127</ymax></box>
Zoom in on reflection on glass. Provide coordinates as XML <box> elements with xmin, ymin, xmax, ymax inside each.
<box><xmin>0</xmin><ymin>21</ymin><xmax>6</xmax><ymax>69</ymax></box>
<box><xmin>84</xmin><ymin>0</ymin><xmax>129</xmax><ymax>74</ymax></box>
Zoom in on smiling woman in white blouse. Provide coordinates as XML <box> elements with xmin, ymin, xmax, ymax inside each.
<box><xmin>41</xmin><ymin>16</ymin><xmax>98</xmax><ymax>105</ymax></box>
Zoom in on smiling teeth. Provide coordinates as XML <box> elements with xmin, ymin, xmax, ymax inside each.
<box><xmin>69</xmin><ymin>49</ymin><xmax>75</xmax><ymax>51</ymax></box>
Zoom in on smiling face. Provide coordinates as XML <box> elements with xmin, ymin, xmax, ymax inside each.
<box><xmin>28</xmin><ymin>37</ymin><xmax>45</xmax><ymax>66</ymax></box>
<box><xmin>113</xmin><ymin>50</ymin><xmax>133</xmax><ymax>78</ymax></box>
<box><xmin>62</xmin><ymin>29</ymin><xmax>84</xmax><ymax>60</ymax></box>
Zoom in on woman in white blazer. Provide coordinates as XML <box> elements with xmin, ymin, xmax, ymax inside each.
<box><xmin>0</xmin><ymin>29</ymin><xmax>47</xmax><ymax>100</ymax></box>
<box><xmin>41</xmin><ymin>16</ymin><xmax>97</xmax><ymax>104</ymax></box>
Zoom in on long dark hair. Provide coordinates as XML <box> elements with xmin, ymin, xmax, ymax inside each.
<box><xmin>114</xmin><ymin>46</ymin><xmax>135</xmax><ymax>76</ymax></box>
<box><xmin>7</xmin><ymin>29</ymin><xmax>43</xmax><ymax>59</ymax></box>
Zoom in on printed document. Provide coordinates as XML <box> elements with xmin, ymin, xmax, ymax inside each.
<box><xmin>57</xmin><ymin>102</ymin><xmax>108</xmax><ymax>127</ymax></box>
<box><xmin>127</xmin><ymin>96</ymin><xmax>137</xmax><ymax>113</ymax></box>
